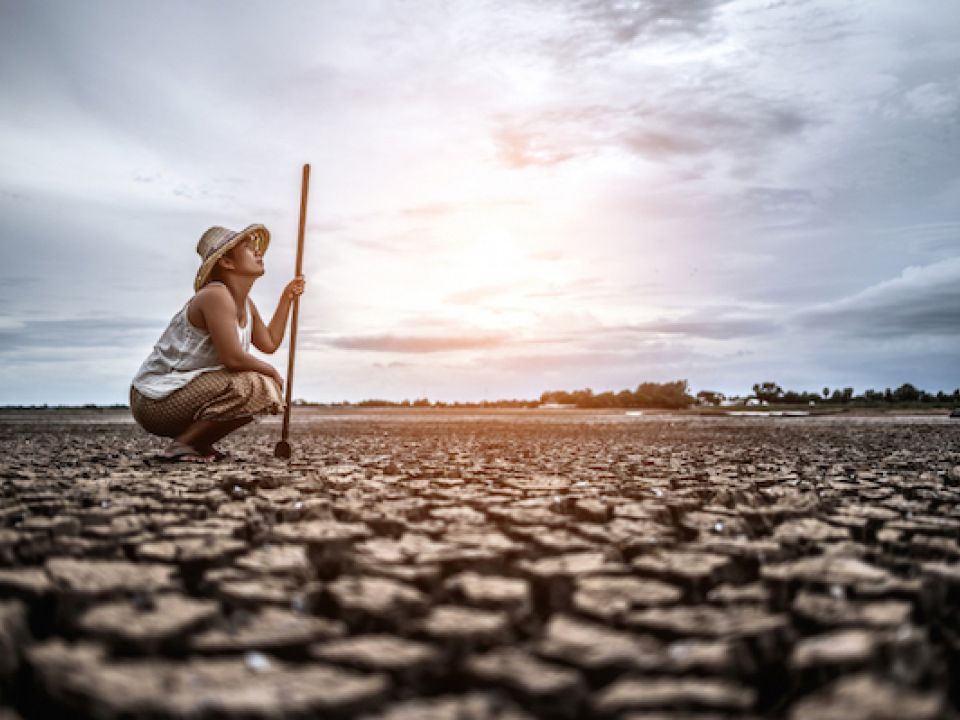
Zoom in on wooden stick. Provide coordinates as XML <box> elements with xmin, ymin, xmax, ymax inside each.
<box><xmin>275</xmin><ymin>164</ymin><xmax>310</xmax><ymax>458</ymax></box>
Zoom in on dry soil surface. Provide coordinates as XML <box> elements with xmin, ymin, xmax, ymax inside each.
<box><xmin>0</xmin><ymin>410</ymin><xmax>959</xmax><ymax>719</ymax></box>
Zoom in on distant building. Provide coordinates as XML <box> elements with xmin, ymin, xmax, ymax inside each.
<box><xmin>539</xmin><ymin>403</ymin><xmax>577</xmax><ymax>410</ymax></box>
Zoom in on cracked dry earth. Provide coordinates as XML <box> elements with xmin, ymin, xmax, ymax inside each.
<box><xmin>1</xmin><ymin>411</ymin><xmax>959</xmax><ymax>719</ymax></box>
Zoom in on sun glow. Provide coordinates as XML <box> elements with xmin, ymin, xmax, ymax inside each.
<box><xmin>441</xmin><ymin>227</ymin><xmax>545</xmax><ymax>331</ymax></box>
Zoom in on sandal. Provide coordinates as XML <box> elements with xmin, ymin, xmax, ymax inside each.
<box><xmin>155</xmin><ymin>442</ymin><xmax>214</xmax><ymax>464</ymax></box>
<box><xmin>156</xmin><ymin>452</ymin><xmax>215</xmax><ymax>464</ymax></box>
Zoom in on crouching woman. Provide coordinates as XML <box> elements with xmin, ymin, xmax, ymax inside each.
<box><xmin>130</xmin><ymin>224</ymin><xmax>305</xmax><ymax>462</ymax></box>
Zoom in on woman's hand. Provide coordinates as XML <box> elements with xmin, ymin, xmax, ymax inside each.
<box><xmin>267</xmin><ymin>366</ymin><xmax>284</xmax><ymax>389</ymax></box>
<box><xmin>284</xmin><ymin>275</ymin><xmax>306</xmax><ymax>301</ymax></box>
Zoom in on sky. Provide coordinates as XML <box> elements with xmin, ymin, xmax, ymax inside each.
<box><xmin>1</xmin><ymin>0</ymin><xmax>959</xmax><ymax>404</ymax></box>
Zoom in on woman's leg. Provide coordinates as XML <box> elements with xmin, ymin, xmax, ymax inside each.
<box><xmin>134</xmin><ymin>371</ymin><xmax>281</xmax><ymax>460</ymax></box>
<box><xmin>182</xmin><ymin>416</ymin><xmax>253</xmax><ymax>454</ymax></box>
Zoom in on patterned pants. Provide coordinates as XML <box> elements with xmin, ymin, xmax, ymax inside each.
<box><xmin>130</xmin><ymin>370</ymin><xmax>283</xmax><ymax>438</ymax></box>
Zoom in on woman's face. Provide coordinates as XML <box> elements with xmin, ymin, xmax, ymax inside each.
<box><xmin>223</xmin><ymin>237</ymin><xmax>265</xmax><ymax>278</ymax></box>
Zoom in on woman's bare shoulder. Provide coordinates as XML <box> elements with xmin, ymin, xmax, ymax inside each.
<box><xmin>187</xmin><ymin>283</ymin><xmax>235</xmax><ymax>329</ymax></box>
<box><xmin>192</xmin><ymin>282</ymin><xmax>235</xmax><ymax>308</ymax></box>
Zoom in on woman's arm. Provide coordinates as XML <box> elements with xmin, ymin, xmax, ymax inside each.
<box><xmin>252</xmin><ymin>275</ymin><xmax>305</xmax><ymax>353</ymax></box>
<box><xmin>199</xmin><ymin>286</ymin><xmax>283</xmax><ymax>387</ymax></box>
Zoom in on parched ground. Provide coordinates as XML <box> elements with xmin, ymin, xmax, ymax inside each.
<box><xmin>1</xmin><ymin>410</ymin><xmax>959</xmax><ymax>719</ymax></box>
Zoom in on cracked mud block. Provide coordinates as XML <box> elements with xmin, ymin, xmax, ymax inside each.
<box><xmin>352</xmin><ymin>558</ymin><xmax>443</xmax><ymax>589</ymax></box>
<box><xmin>162</xmin><ymin>517</ymin><xmax>244</xmax><ymax>540</ymax></box>
<box><xmin>680</xmin><ymin>511</ymin><xmax>751</xmax><ymax>539</ymax></box>
<box><xmin>625</xmin><ymin>605</ymin><xmax>791</xmax><ymax>671</ymax></box>
<box><xmin>773</xmin><ymin>518</ymin><xmax>850</xmax><ymax>546</ymax></box>
<box><xmin>312</xmin><ymin>634</ymin><xmax>442</xmax><ymax>682</ymax></box>
<box><xmin>77</xmin><ymin>593</ymin><xmax>218</xmax><ymax>652</ymax></box>
<box><xmin>28</xmin><ymin>639</ymin><xmax>389</xmax><ymax>718</ymax></box>
<box><xmin>577</xmin><ymin>518</ymin><xmax>677</xmax><ymax>557</ymax></box>
<box><xmin>664</xmin><ymin>638</ymin><xmax>750</xmax><ymax>676</ymax></box>
<box><xmin>571</xmin><ymin>498</ymin><xmax>611</xmax><ymax>523</ymax></box>
<box><xmin>487</xmin><ymin>506</ymin><xmax>568</xmax><ymax>527</ymax></box>
<box><xmin>414</xmin><ymin>544</ymin><xmax>508</xmax><ymax>576</ymax></box>
<box><xmin>791</xmin><ymin>591</ymin><xmax>913</xmax><ymax>629</ymax></box>
<box><xmin>191</xmin><ymin>607</ymin><xmax>345</xmax><ymax>654</ymax></box>
<box><xmin>209</xmin><ymin>575</ymin><xmax>315</xmax><ymax>610</ymax></box>
<box><xmin>361</xmin><ymin>691</ymin><xmax>534</xmax><ymax>720</ymax></box>
<box><xmin>788</xmin><ymin>673</ymin><xmax>944</xmax><ymax>720</ymax></box>
<box><xmin>418</xmin><ymin>605</ymin><xmax>511</xmax><ymax>652</ymax></box>
<box><xmin>632</xmin><ymin>551</ymin><xmax>737</xmax><ymax>601</ymax></box>
<box><xmin>234</xmin><ymin>544</ymin><xmax>313</xmax><ymax>578</ymax></box>
<box><xmin>0</xmin><ymin>601</ymin><xmax>28</xmax><ymax>678</ymax></box>
<box><xmin>687</xmin><ymin>537</ymin><xmax>788</xmax><ymax>567</ymax></box>
<box><xmin>535</xmin><ymin>614</ymin><xmax>663</xmax><ymax>679</ymax></box>
<box><xmin>790</xmin><ymin>628</ymin><xmax>879</xmax><ymax>673</ymax></box>
<box><xmin>518</xmin><ymin>552</ymin><xmax>626</xmax><ymax>614</ymax></box>
<box><xmin>349</xmin><ymin>532</ymin><xmax>505</xmax><ymax>578</ymax></box>
<box><xmin>443</xmin><ymin>527</ymin><xmax>525</xmax><ymax>555</ymax></box>
<box><xmin>444</xmin><ymin>572</ymin><xmax>531</xmax><ymax>621</ymax></box>
<box><xmin>0</xmin><ymin>568</ymin><xmax>53</xmax><ymax>602</ymax></box>
<box><xmin>707</xmin><ymin>582</ymin><xmax>770</xmax><ymax>605</ymax></box>
<box><xmin>44</xmin><ymin>558</ymin><xmax>177</xmax><ymax>598</ymax></box>
<box><xmin>322</xmin><ymin>576</ymin><xmax>428</xmax><ymax>631</ymax></box>
<box><xmin>136</xmin><ymin>537</ymin><xmax>247</xmax><ymax>566</ymax></box>
<box><xmin>16</xmin><ymin>516</ymin><xmax>81</xmax><ymax>537</ymax></box>
<box><xmin>513</xmin><ymin>527</ymin><xmax>597</xmax><ymax>554</ymax></box>
<box><xmin>430</xmin><ymin>506</ymin><xmax>487</xmax><ymax>524</ymax></box>
<box><xmin>268</xmin><ymin>520</ymin><xmax>372</xmax><ymax>575</ymax></box>
<box><xmin>919</xmin><ymin>561</ymin><xmax>960</xmax><ymax>611</ymax></box>
<box><xmin>593</xmin><ymin>677</ymin><xmax>757</xmax><ymax>716</ymax></box>
<box><xmin>572</xmin><ymin>576</ymin><xmax>682</xmax><ymax>624</ymax></box>
<box><xmin>465</xmin><ymin>648</ymin><xmax>586</xmax><ymax>718</ymax></box>
<box><xmin>625</xmin><ymin>605</ymin><xmax>788</xmax><ymax>642</ymax></box>
<box><xmin>761</xmin><ymin>556</ymin><xmax>895</xmax><ymax>602</ymax></box>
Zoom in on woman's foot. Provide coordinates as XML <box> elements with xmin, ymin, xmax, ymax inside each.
<box><xmin>157</xmin><ymin>440</ymin><xmax>214</xmax><ymax>463</ymax></box>
<box><xmin>195</xmin><ymin>444</ymin><xmax>230</xmax><ymax>462</ymax></box>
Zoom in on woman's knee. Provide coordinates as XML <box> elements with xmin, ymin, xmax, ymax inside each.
<box><xmin>230</xmin><ymin>371</ymin><xmax>266</xmax><ymax>395</ymax></box>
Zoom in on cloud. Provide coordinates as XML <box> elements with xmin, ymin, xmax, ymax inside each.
<box><xmin>902</xmin><ymin>82</ymin><xmax>959</xmax><ymax>120</ymax></box>
<box><xmin>324</xmin><ymin>333</ymin><xmax>508</xmax><ymax>353</ymax></box>
<box><xmin>0</xmin><ymin>317</ymin><xmax>161</xmax><ymax>354</ymax></box>
<box><xmin>798</xmin><ymin>257</ymin><xmax>960</xmax><ymax>338</ymax></box>
<box><xmin>493</xmin><ymin>124</ymin><xmax>579</xmax><ymax>169</ymax></box>
<box><xmin>549</xmin><ymin>0</ymin><xmax>732</xmax><ymax>61</ymax></box>
<box><xmin>492</xmin><ymin>92</ymin><xmax>812</xmax><ymax>173</ymax></box>
<box><xmin>445</xmin><ymin>282</ymin><xmax>521</xmax><ymax>304</ymax></box>
<box><xmin>619</xmin><ymin>316</ymin><xmax>779</xmax><ymax>340</ymax></box>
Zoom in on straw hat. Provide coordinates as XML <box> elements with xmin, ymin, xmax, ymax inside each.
<box><xmin>194</xmin><ymin>224</ymin><xmax>270</xmax><ymax>291</ymax></box>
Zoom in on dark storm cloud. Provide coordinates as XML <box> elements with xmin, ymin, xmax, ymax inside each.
<box><xmin>492</xmin><ymin>92</ymin><xmax>812</xmax><ymax>171</ymax></box>
<box><xmin>325</xmin><ymin>333</ymin><xmax>508</xmax><ymax>353</ymax></box>
<box><xmin>623</xmin><ymin>101</ymin><xmax>811</xmax><ymax>163</ymax></box>
<box><xmin>546</xmin><ymin>0</ymin><xmax>733</xmax><ymax>61</ymax></box>
<box><xmin>619</xmin><ymin>317</ymin><xmax>779</xmax><ymax>340</ymax></box>
<box><xmin>797</xmin><ymin>258</ymin><xmax>960</xmax><ymax>338</ymax></box>
<box><xmin>0</xmin><ymin>317</ymin><xmax>161</xmax><ymax>353</ymax></box>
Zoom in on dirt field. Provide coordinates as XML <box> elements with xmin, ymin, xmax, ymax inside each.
<box><xmin>1</xmin><ymin>410</ymin><xmax>958</xmax><ymax>719</ymax></box>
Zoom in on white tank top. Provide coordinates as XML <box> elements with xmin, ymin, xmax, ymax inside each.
<box><xmin>132</xmin><ymin>284</ymin><xmax>253</xmax><ymax>400</ymax></box>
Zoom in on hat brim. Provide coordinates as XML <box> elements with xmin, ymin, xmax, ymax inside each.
<box><xmin>194</xmin><ymin>224</ymin><xmax>270</xmax><ymax>292</ymax></box>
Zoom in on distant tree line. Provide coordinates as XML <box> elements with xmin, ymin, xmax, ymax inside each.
<box><xmin>282</xmin><ymin>380</ymin><xmax>960</xmax><ymax>411</ymax></box>
<box><xmin>328</xmin><ymin>381</ymin><xmax>958</xmax><ymax>410</ymax></box>
<box><xmin>302</xmin><ymin>397</ymin><xmax>540</xmax><ymax>409</ymax></box>
<box><xmin>539</xmin><ymin>381</ymin><xmax>694</xmax><ymax>409</ymax></box>
<box><xmin>740</xmin><ymin>381</ymin><xmax>960</xmax><ymax>406</ymax></box>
